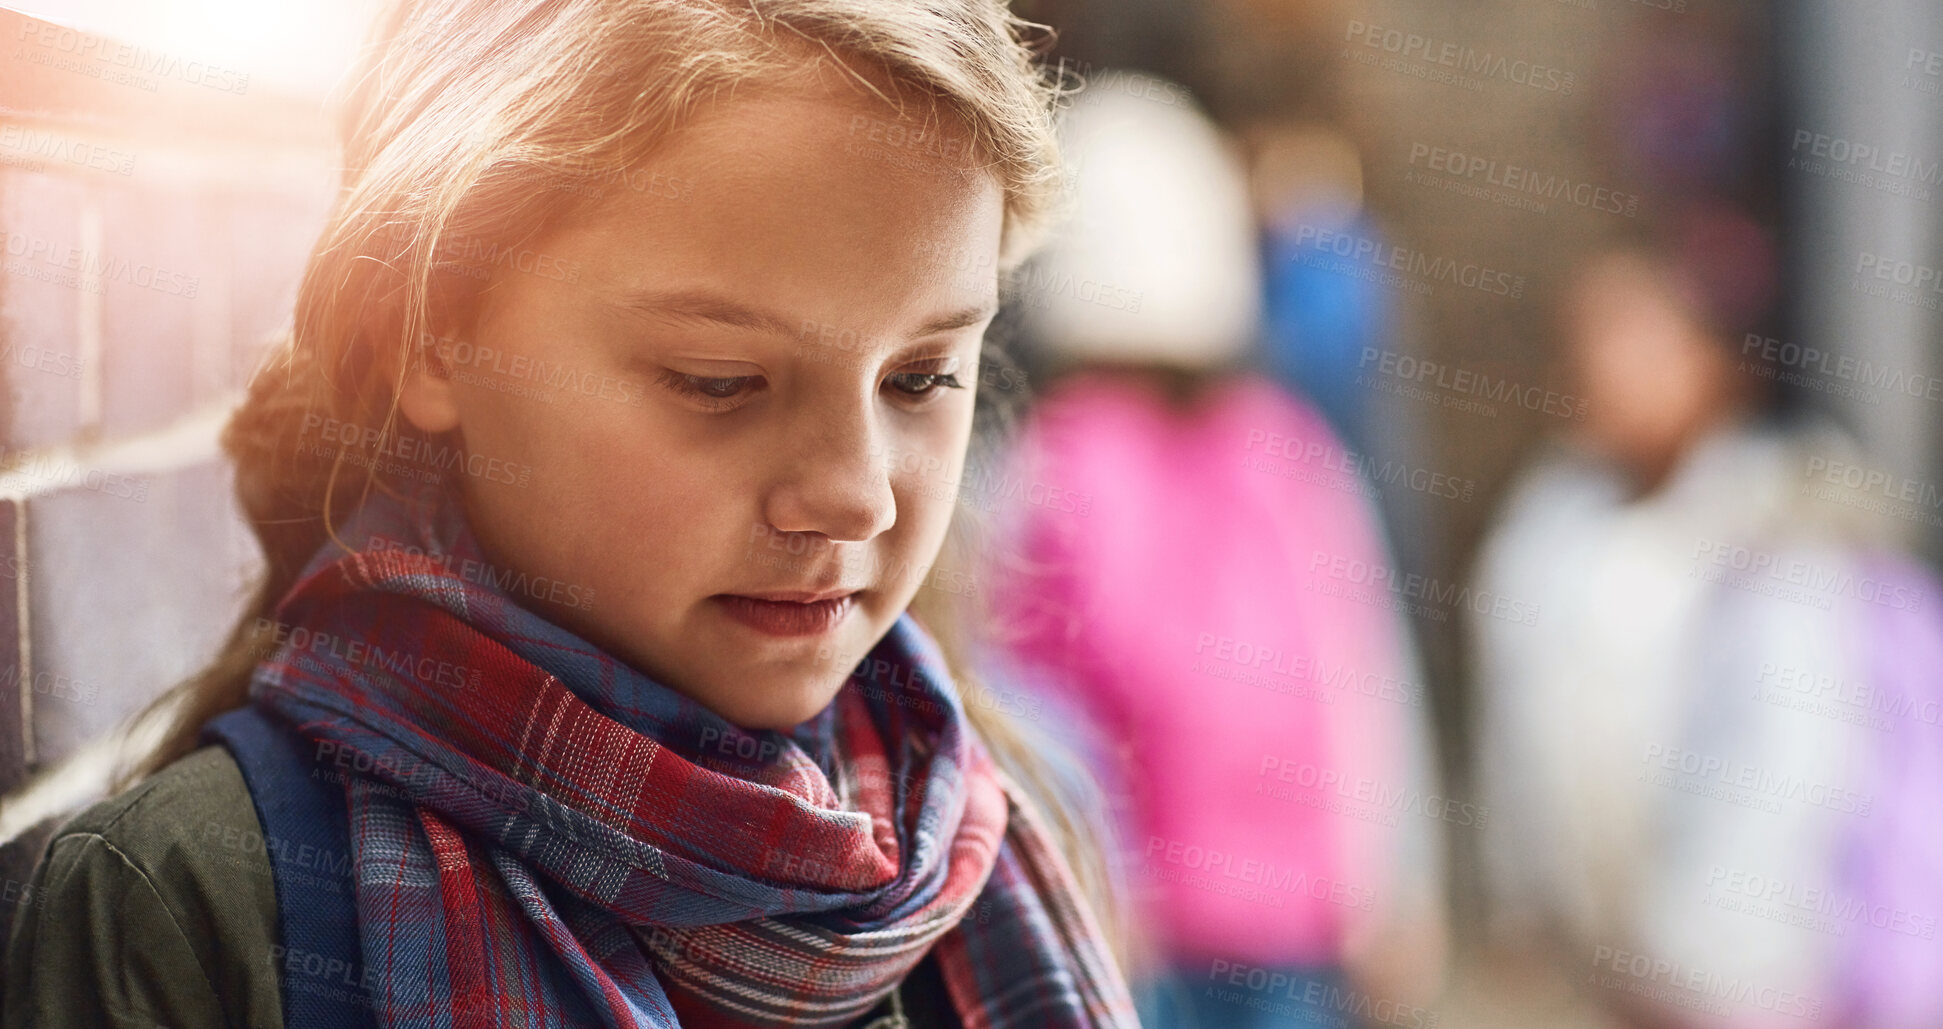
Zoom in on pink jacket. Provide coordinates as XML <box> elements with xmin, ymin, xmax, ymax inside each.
<box><xmin>988</xmin><ymin>370</ymin><xmax>1429</xmax><ymax>966</ymax></box>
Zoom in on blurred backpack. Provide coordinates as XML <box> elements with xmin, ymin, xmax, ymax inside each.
<box><xmin>1836</xmin><ymin>554</ymin><xmax>1943</xmax><ymax>1029</ymax></box>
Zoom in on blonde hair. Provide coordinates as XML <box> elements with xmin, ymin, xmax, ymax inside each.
<box><xmin>120</xmin><ymin>0</ymin><xmax>1131</xmax><ymax>970</ymax></box>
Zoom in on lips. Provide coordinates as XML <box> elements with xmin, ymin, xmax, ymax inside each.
<box><xmin>713</xmin><ymin>591</ymin><xmax>858</xmax><ymax>637</ymax></box>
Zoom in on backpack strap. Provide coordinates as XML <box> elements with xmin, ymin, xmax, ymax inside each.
<box><xmin>201</xmin><ymin>706</ymin><xmax>377</xmax><ymax>1029</ymax></box>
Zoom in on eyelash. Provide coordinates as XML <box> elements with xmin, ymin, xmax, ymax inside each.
<box><xmin>886</xmin><ymin>371</ymin><xmax>965</xmax><ymax>398</ymax></box>
<box><xmin>653</xmin><ymin>368</ymin><xmax>966</xmax><ymax>410</ymax></box>
<box><xmin>655</xmin><ymin>370</ymin><xmax>759</xmax><ymax>411</ymax></box>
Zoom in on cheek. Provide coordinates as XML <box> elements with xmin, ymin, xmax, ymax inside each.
<box><xmin>891</xmin><ymin>463</ymin><xmax>955</xmax><ymax>544</ymax></box>
<box><xmin>888</xmin><ymin>420</ymin><xmax>973</xmax><ymax>542</ymax></box>
<box><xmin>449</xmin><ymin>387</ymin><xmax>737</xmax><ymax>583</ymax></box>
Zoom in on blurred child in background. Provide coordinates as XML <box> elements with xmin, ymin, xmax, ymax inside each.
<box><xmin>1470</xmin><ymin>220</ymin><xmax>1943</xmax><ymax>1029</ymax></box>
<box><xmin>979</xmin><ymin>72</ymin><xmax>1448</xmax><ymax>1029</ymax></box>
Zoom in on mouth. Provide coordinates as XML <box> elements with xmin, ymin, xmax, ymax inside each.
<box><xmin>712</xmin><ymin>590</ymin><xmax>859</xmax><ymax>637</ymax></box>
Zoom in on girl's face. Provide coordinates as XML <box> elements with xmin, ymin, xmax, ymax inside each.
<box><xmin>399</xmin><ymin>72</ymin><xmax>1003</xmax><ymax>730</ymax></box>
<box><xmin>1565</xmin><ymin>255</ymin><xmax>1735</xmax><ymax>488</ymax></box>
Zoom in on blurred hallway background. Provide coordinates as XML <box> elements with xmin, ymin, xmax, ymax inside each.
<box><xmin>5</xmin><ymin>0</ymin><xmax>1943</xmax><ymax>1026</ymax></box>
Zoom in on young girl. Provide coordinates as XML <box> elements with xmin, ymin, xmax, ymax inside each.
<box><xmin>1</xmin><ymin>1</ymin><xmax>1138</xmax><ymax>1026</ymax></box>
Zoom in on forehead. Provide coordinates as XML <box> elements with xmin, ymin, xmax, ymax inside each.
<box><xmin>534</xmin><ymin>70</ymin><xmax>1004</xmax><ymax>315</ymax></box>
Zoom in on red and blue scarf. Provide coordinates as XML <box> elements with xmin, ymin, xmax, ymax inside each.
<box><xmin>234</xmin><ymin>483</ymin><xmax>1138</xmax><ymax>1028</ymax></box>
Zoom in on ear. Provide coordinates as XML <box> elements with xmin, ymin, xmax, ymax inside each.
<box><xmin>397</xmin><ymin>333</ymin><xmax>462</xmax><ymax>434</ymax></box>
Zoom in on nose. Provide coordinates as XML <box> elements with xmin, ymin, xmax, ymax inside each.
<box><xmin>762</xmin><ymin>393</ymin><xmax>898</xmax><ymax>543</ymax></box>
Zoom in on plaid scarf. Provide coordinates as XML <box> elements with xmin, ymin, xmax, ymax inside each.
<box><xmin>245</xmin><ymin>484</ymin><xmax>1138</xmax><ymax>1028</ymax></box>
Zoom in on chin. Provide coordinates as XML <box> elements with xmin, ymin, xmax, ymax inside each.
<box><xmin>712</xmin><ymin>671</ymin><xmax>845</xmax><ymax>732</ymax></box>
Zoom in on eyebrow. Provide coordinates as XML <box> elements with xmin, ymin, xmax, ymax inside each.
<box><xmin>614</xmin><ymin>287</ymin><xmax>998</xmax><ymax>340</ymax></box>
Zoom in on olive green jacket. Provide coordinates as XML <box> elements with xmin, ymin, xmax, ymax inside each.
<box><xmin>2</xmin><ymin>746</ymin><xmax>959</xmax><ymax>1028</ymax></box>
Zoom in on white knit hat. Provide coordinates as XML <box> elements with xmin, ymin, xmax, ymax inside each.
<box><xmin>1018</xmin><ymin>70</ymin><xmax>1262</xmax><ymax>368</ymax></box>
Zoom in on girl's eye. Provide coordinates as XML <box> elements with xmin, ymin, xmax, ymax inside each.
<box><xmin>655</xmin><ymin>369</ymin><xmax>764</xmax><ymax>409</ymax></box>
<box><xmin>886</xmin><ymin>371</ymin><xmax>965</xmax><ymax>399</ymax></box>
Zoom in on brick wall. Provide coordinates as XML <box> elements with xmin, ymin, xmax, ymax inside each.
<box><xmin>0</xmin><ymin>8</ymin><xmax>336</xmax><ymax>939</ymax></box>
